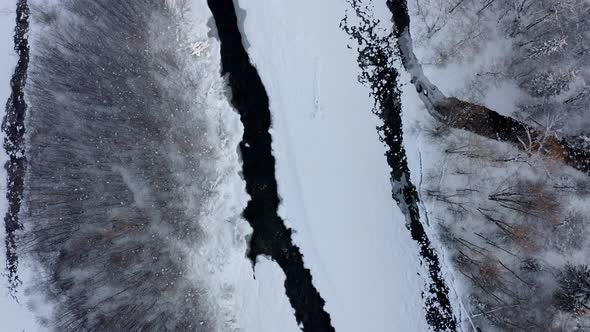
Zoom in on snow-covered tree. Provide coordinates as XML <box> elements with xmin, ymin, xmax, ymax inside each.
<box><xmin>554</xmin><ymin>264</ymin><xmax>590</xmax><ymax>314</ymax></box>
<box><xmin>17</xmin><ymin>1</ymin><xmax>247</xmax><ymax>330</ymax></box>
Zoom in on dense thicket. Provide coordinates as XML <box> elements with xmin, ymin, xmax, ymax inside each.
<box><xmin>555</xmin><ymin>265</ymin><xmax>590</xmax><ymax>314</ymax></box>
<box><xmin>410</xmin><ymin>0</ymin><xmax>590</xmax><ymax>137</ymax></box>
<box><xmin>388</xmin><ymin>0</ymin><xmax>590</xmax><ymax>330</ymax></box>
<box><xmin>20</xmin><ymin>1</ymin><xmax>239</xmax><ymax>330</ymax></box>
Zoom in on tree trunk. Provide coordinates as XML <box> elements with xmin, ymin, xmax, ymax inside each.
<box><xmin>436</xmin><ymin>97</ymin><xmax>590</xmax><ymax>175</ymax></box>
<box><xmin>386</xmin><ymin>0</ymin><xmax>590</xmax><ymax>177</ymax></box>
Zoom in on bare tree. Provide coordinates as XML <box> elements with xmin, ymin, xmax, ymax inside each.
<box><xmin>554</xmin><ymin>265</ymin><xmax>590</xmax><ymax>314</ymax></box>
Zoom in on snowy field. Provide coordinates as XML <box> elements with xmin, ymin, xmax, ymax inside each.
<box><xmin>235</xmin><ymin>0</ymin><xmax>431</xmax><ymax>331</ymax></box>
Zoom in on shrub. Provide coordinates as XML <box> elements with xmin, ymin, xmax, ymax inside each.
<box><xmin>554</xmin><ymin>264</ymin><xmax>590</xmax><ymax>314</ymax></box>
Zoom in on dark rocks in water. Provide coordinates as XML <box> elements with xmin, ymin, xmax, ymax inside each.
<box><xmin>342</xmin><ymin>1</ymin><xmax>458</xmax><ymax>330</ymax></box>
<box><xmin>2</xmin><ymin>0</ymin><xmax>30</xmax><ymax>297</ymax></box>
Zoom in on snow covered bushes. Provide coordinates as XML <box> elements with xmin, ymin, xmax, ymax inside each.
<box><xmin>554</xmin><ymin>264</ymin><xmax>590</xmax><ymax>314</ymax></box>
<box><xmin>17</xmin><ymin>0</ymin><xmax>249</xmax><ymax>330</ymax></box>
<box><xmin>413</xmin><ymin>124</ymin><xmax>590</xmax><ymax>330</ymax></box>
<box><xmin>402</xmin><ymin>1</ymin><xmax>590</xmax><ymax>329</ymax></box>
<box><xmin>411</xmin><ymin>0</ymin><xmax>590</xmax><ymax>137</ymax></box>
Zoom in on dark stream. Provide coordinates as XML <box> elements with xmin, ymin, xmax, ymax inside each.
<box><xmin>206</xmin><ymin>1</ymin><xmax>335</xmax><ymax>331</ymax></box>
<box><xmin>2</xmin><ymin>0</ymin><xmax>29</xmax><ymax>297</ymax></box>
<box><xmin>342</xmin><ymin>0</ymin><xmax>458</xmax><ymax>330</ymax></box>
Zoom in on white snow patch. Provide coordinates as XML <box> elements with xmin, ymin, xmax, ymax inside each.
<box><xmin>235</xmin><ymin>0</ymin><xmax>431</xmax><ymax>331</ymax></box>
<box><xmin>237</xmin><ymin>257</ymin><xmax>301</xmax><ymax>332</ymax></box>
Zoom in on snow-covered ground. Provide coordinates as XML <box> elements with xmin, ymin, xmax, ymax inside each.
<box><xmin>235</xmin><ymin>0</ymin><xmax>431</xmax><ymax>331</ymax></box>
<box><xmin>238</xmin><ymin>257</ymin><xmax>301</xmax><ymax>332</ymax></box>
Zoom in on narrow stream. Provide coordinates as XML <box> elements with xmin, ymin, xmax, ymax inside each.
<box><xmin>342</xmin><ymin>1</ymin><xmax>458</xmax><ymax>330</ymax></box>
<box><xmin>206</xmin><ymin>1</ymin><xmax>335</xmax><ymax>331</ymax></box>
<box><xmin>2</xmin><ymin>0</ymin><xmax>29</xmax><ymax>297</ymax></box>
